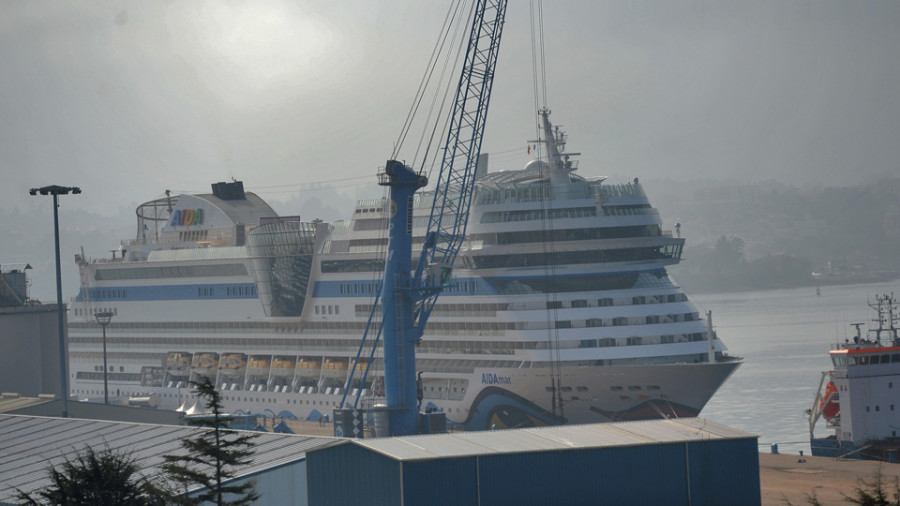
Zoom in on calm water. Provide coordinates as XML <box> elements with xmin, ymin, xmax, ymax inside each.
<box><xmin>695</xmin><ymin>280</ymin><xmax>900</xmax><ymax>455</ymax></box>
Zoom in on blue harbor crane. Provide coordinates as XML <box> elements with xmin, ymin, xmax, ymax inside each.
<box><xmin>340</xmin><ymin>0</ymin><xmax>508</xmax><ymax>436</ymax></box>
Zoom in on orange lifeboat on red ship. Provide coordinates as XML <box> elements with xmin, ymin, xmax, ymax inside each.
<box><xmin>819</xmin><ymin>381</ymin><xmax>840</xmax><ymax>421</ymax></box>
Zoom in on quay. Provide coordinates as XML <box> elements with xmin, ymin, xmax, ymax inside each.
<box><xmin>760</xmin><ymin>452</ymin><xmax>900</xmax><ymax>505</ymax></box>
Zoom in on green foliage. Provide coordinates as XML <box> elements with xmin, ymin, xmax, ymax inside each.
<box><xmin>844</xmin><ymin>472</ymin><xmax>900</xmax><ymax>506</ymax></box>
<box><xmin>161</xmin><ymin>376</ymin><xmax>259</xmax><ymax>506</ymax></box>
<box><xmin>674</xmin><ymin>235</ymin><xmax>814</xmax><ymax>292</ymax></box>
<box><xmin>786</xmin><ymin>472</ymin><xmax>900</xmax><ymax>506</ymax></box>
<box><xmin>16</xmin><ymin>445</ymin><xmax>168</xmax><ymax>506</ymax></box>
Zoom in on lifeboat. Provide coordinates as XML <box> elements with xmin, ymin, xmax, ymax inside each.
<box><xmin>166</xmin><ymin>352</ymin><xmax>191</xmax><ymax>370</ymax></box>
<box><xmin>248</xmin><ymin>356</ymin><xmax>272</xmax><ymax>369</ymax></box>
<box><xmin>191</xmin><ymin>352</ymin><xmax>218</xmax><ymax>369</ymax></box>
<box><xmin>218</xmin><ymin>353</ymin><xmax>247</xmax><ymax>370</ymax></box>
<box><xmin>271</xmin><ymin>356</ymin><xmax>297</xmax><ymax>372</ymax></box>
<box><xmin>819</xmin><ymin>380</ymin><xmax>840</xmax><ymax>421</ymax></box>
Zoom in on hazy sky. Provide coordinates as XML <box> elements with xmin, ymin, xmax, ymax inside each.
<box><xmin>3</xmin><ymin>0</ymin><xmax>900</xmax><ymax>218</ymax></box>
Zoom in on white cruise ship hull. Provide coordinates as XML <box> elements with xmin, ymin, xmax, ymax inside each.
<box><xmin>68</xmin><ymin>115</ymin><xmax>742</xmax><ymax>431</ymax></box>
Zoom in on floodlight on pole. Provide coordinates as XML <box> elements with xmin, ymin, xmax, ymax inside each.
<box><xmin>29</xmin><ymin>185</ymin><xmax>81</xmax><ymax>418</ymax></box>
<box><xmin>95</xmin><ymin>311</ymin><xmax>114</xmax><ymax>405</ymax></box>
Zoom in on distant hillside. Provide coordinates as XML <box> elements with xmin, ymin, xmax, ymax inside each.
<box><xmin>644</xmin><ymin>177</ymin><xmax>900</xmax><ymax>292</ymax></box>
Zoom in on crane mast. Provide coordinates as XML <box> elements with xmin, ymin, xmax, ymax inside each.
<box><xmin>379</xmin><ymin>0</ymin><xmax>508</xmax><ymax>436</ymax></box>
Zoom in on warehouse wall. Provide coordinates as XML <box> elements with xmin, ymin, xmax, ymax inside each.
<box><xmin>307</xmin><ymin>437</ymin><xmax>761</xmax><ymax>506</ymax></box>
<box><xmin>478</xmin><ymin>444</ymin><xmax>688</xmax><ymax>505</ymax></box>
<box><xmin>401</xmin><ymin>456</ymin><xmax>477</xmax><ymax>505</ymax></box>
<box><xmin>687</xmin><ymin>439</ymin><xmax>761</xmax><ymax>505</ymax></box>
<box><xmin>307</xmin><ymin>443</ymin><xmax>400</xmax><ymax>505</ymax></box>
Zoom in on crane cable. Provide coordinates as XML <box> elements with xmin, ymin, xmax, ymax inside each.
<box><xmin>391</xmin><ymin>0</ymin><xmax>474</xmax><ymax>177</ymax></box>
<box><xmin>530</xmin><ymin>0</ymin><xmax>564</xmax><ymax>423</ymax></box>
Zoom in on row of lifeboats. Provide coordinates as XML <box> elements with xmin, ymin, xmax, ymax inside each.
<box><xmin>165</xmin><ymin>352</ymin><xmax>365</xmax><ymax>375</ymax></box>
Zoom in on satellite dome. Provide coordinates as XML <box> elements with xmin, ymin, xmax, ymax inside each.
<box><xmin>524</xmin><ymin>159</ymin><xmax>548</xmax><ymax>172</ymax></box>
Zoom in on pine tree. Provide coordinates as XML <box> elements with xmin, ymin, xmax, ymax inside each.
<box><xmin>161</xmin><ymin>377</ymin><xmax>259</xmax><ymax>506</ymax></box>
<box><xmin>16</xmin><ymin>445</ymin><xmax>167</xmax><ymax>506</ymax></box>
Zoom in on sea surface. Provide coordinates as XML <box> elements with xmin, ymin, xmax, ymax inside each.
<box><xmin>694</xmin><ymin>280</ymin><xmax>900</xmax><ymax>455</ymax></box>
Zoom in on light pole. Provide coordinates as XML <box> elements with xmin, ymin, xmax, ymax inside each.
<box><xmin>29</xmin><ymin>185</ymin><xmax>81</xmax><ymax>418</ymax></box>
<box><xmin>95</xmin><ymin>311</ymin><xmax>114</xmax><ymax>405</ymax></box>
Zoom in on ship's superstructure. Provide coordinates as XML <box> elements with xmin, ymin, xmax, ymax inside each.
<box><xmin>68</xmin><ymin>114</ymin><xmax>741</xmax><ymax>430</ymax></box>
<box><xmin>808</xmin><ymin>294</ymin><xmax>900</xmax><ymax>459</ymax></box>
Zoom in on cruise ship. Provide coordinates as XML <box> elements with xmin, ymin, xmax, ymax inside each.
<box><xmin>68</xmin><ymin>111</ymin><xmax>742</xmax><ymax>430</ymax></box>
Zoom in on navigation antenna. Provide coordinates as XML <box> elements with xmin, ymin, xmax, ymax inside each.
<box><xmin>869</xmin><ymin>293</ymin><xmax>899</xmax><ymax>345</ymax></box>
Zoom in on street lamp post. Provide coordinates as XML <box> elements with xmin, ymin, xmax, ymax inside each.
<box><xmin>95</xmin><ymin>311</ymin><xmax>114</xmax><ymax>405</ymax></box>
<box><xmin>29</xmin><ymin>185</ymin><xmax>81</xmax><ymax>418</ymax></box>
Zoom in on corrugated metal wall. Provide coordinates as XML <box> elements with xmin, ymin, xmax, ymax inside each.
<box><xmin>687</xmin><ymin>439</ymin><xmax>761</xmax><ymax>506</ymax></box>
<box><xmin>401</xmin><ymin>457</ymin><xmax>478</xmax><ymax>505</ymax></box>
<box><xmin>478</xmin><ymin>444</ymin><xmax>689</xmax><ymax>505</ymax></box>
<box><xmin>307</xmin><ymin>438</ymin><xmax>761</xmax><ymax>506</ymax></box>
<box><xmin>306</xmin><ymin>444</ymin><xmax>400</xmax><ymax>505</ymax></box>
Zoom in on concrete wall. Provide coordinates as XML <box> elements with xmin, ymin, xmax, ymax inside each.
<box><xmin>0</xmin><ymin>304</ymin><xmax>65</xmax><ymax>397</ymax></box>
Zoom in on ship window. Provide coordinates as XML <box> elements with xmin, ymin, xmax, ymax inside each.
<box><xmin>893</xmin><ymin>355</ymin><xmax>900</xmax><ymax>363</ymax></box>
<box><xmin>848</xmin><ymin>356</ymin><xmax>858</xmax><ymax>366</ymax></box>
<box><xmin>599</xmin><ymin>338</ymin><xmax>616</xmax><ymax>348</ymax></box>
<box><xmin>882</xmin><ymin>355</ymin><xmax>891</xmax><ymax>364</ymax></box>
<box><xmin>610</xmin><ymin>386</ymin><xmax>623</xmax><ymax>391</ymax></box>
<box><xmin>572</xmin><ymin>299</ymin><xmax>588</xmax><ymax>308</ymax></box>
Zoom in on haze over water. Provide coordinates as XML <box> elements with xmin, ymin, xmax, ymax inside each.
<box><xmin>695</xmin><ymin>280</ymin><xmax>900</xmax><ymax>455</ymax></box>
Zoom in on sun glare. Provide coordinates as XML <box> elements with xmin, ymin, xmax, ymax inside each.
<box><xmin>177</xmin><ymin>1</ymin><xmax>334</xmax><ymax>92</ymax></box>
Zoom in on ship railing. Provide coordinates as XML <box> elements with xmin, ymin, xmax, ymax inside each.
<box><xmin>88</xmin><ymin>257</ymin><xmax>126</xmax><ymax>264</ymax></box>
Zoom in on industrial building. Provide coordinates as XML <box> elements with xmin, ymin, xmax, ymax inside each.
<box><xmin>0</xmin><ymin>263</ymin><xmax>66</xmax><ymax>399</ymax></box>
<box><xmin>307</xmin><ymin>417</ymin><xmax>761</xmax><ymax>506</ymax></box>
<box><xmin>0</xmin><ymin>414</ymin><xmax>338</xmax><ymax>505</ymax></box>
